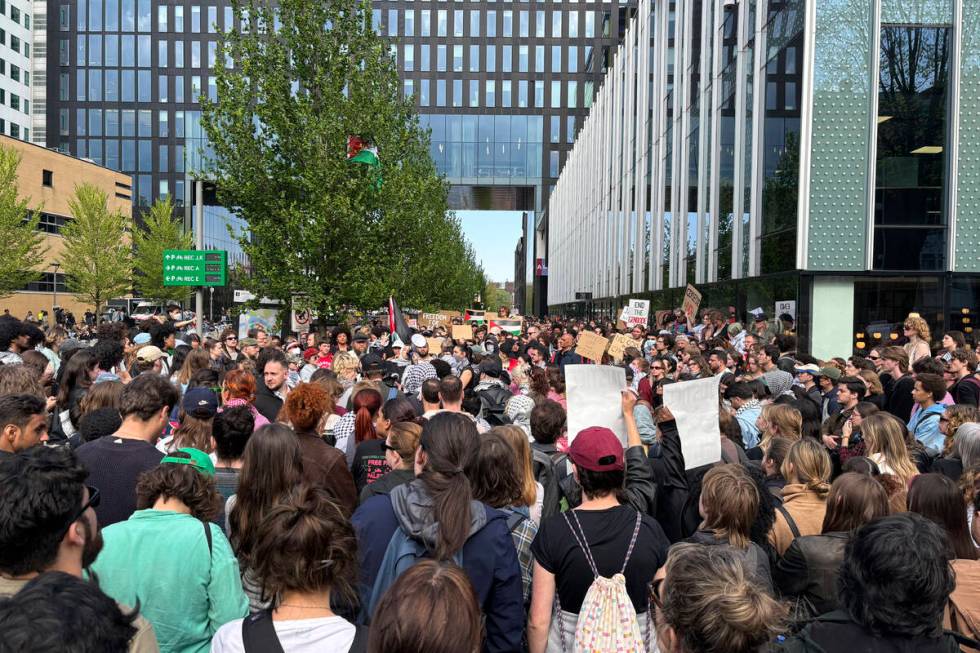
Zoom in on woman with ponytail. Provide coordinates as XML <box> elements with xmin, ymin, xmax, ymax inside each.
<box><xmin>352</xmin><ymin>412</ymin><xmax>524</xmax><ymax>653</ymax></box>
<box><xmin>654</xmin><ymin>543</ymin><xmax>787</xmax><ymax>653</ymax></box>
<box><xmin>770</xmin><ymin>438</ymin><xmax>833</xmax><ymax>555</ymax></box>
<box><xmin>349</xmin><ymin>391</ymin><xmax>395</xmax><ymax>493</ymax></box>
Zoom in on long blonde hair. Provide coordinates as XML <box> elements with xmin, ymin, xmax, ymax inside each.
<box><xmin>781</xmin><ymin>438</ymin><xmax>831</xmax><ymax>499</ymax></box>
<box><xmin>490</xmin><ymin>425</ymin><xmax>537</xmax><ymax>508</ymax></box>
<box><xmin>861</xmin><ymin>413</ymin><xmax>919</xmax><ymax>485</ymax></box>
<box><xmin>759</xmin><ymin>404</ymin><xmax>801</xmax><ymax>451</ymax></box>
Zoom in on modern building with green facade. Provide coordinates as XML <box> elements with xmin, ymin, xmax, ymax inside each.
<box><xmin>546</xmin><ymin>0</ymin><xmax>980</xmax><ymax>358</ymax></box>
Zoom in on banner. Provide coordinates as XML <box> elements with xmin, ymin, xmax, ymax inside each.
<box><xmin>682</xmin><ymin>284</ymin><xmax>702</xmax><ymax>325</ymax></box>
<box><xmin>238</xmin><ymin>308</ymin><xmax>279</xmax><ymax>339</ymax></box>
<box><xmin>566</xmin><ymin>365</ymin><xmax>628</xmax><ymax>445</ymax></box>
<box><xmin>664</xmin><ymin>376</ymin><xmax>722</xmax><ymax>469</ymax></box>
<box><xmin>575</xmin><ymin>330</ymin><xmax>608</xmax><ymax>362</ymax></box>
<box><xmin>623</xmin><ymin>299</ymin><xmax>650</xmax><ymax>327</ymax></box>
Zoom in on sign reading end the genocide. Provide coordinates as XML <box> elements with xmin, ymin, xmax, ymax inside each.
<box><xmin>163</xmin><ymin>250</ymin><xmax>227</xmax><ymax>287</ymax></box>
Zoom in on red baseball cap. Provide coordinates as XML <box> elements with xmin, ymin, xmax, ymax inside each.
<box><xmin>303</xmin><ymin>347</ymin><xmax>318</xmax><ymax>360</ymax></box>
<box><xmin>568</xmin><ymin>427</ymin><xmax>624</xmax><ymax>472</ymax></box>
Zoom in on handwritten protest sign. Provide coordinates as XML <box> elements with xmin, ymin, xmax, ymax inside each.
<box><xmin>607</xmin><ymin>333</ymin><xmax>635</xmax><ymax>362</ymax></box>
<box><xmin>426</xmin><ymin>337</ymin><xmax>444</xmax><ymax>353</ymax></box>
<box><xmin>623</xmin><ymin>299</ymin><xmax>650</xmax><ymax>327</ymax></box>
<box><xmin>664</xmin><ymin>375</ymin><xmax>722</xmax><ymax>469</ymax></box>
<box><xmin>682</xmin><ymin>284</ymin><xmax>702</xmax><ymax>325</ymax></box>
<box><xmin>575</xmin><ymin>330</ymin><xmax>609</xmax><ymax>361</ymax></box>
<box><xmin>452</xmin><ymin>324</ymin><xmax>474</xmax><ymax>341</ymax></box>
<box><xmin>419</xmin><ymin>312</ymin><xmax>451</xmax><ymax>329</ymax></box>
<box><xmin>566</xmin><ymin>365</ymin><xmax>627</xmax><ymax>445</ymax></box>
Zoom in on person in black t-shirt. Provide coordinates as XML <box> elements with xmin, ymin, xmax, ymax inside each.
<box><xmin>527</xmin><ymin>410</ymin><xmax>669</xmax><ymax>653</ymax></box>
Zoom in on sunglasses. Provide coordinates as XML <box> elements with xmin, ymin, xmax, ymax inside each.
<box><xmin>868</xmin><ymin>355</ymin><xmax>880</xmax><ymax>360</ymax></box>
<box><xmin>224</xmin><ymin>336</ymin><xmax>238</xmax><ymax>342</ymax></box>
<box><xmin>58</xmin><ymin>485</ymin><xmax>100</xmax><ymax>539</ymax></box>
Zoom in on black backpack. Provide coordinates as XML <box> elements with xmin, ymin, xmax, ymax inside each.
<box><xmin>478</xmin><ymin>385</ymin><xmax>512</xmax><ymax>426</ymax></box>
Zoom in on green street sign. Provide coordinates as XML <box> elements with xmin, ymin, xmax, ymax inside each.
<box><xmin>163</xmin><ymin>250</ymin><xmax>227</xmax><ymax>287</ymax></box>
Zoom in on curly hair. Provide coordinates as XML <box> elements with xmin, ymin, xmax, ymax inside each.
<box><xmin>904</xmin><ymin>315</ymin><xmax>931</xmax><ymax>343</ymax></box>
<box><xmin>135</xmin><ymin>452</ymin><xmax>221</xmax><ymax>521</ymax></box>
<box><xmin>838</xmin><ymin>513</ymin><xmax>953</xmax><ymax>638</ymax></box>
<box><xmin>251</xmin><ymin>486</ymin><xmax>359</xmax><ymax>607</ymax></box>
<box><xmin>283</xmin><ymin>382</ymin><xmax>331</xmax><ymax>433</ymax></box>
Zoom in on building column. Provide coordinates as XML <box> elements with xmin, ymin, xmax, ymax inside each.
<box><xmin>810</xmin><ymin>277</ymin><xmax>854</xmax><ymax>360</ymax></box>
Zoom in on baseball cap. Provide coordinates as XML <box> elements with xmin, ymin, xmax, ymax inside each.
<box><xmin>794</xmin><ymin>363</ymin><xmax>821</xmax><ymax>376</ymax></box>
<box><xmin>753</xmin><ymin>313</ymin><xmax>768</xmax><ymax>322</ymax></box>
<box><xmin>361</xmin><ymin>353</ymin><xmax>384</xmax><ymax>374</ymax></box>
<box><xmin>160</xmin><ymin>447</ymin><xmax>215</xmax><ymax>477</ymax></box>
<box><xmin>239</xmin><ymin>337</ymin><xmax>258</xmax><ymax>347</ymax></box>
<box><xmin>568</xmin><ymin>427</ymin><xmax>624</xmax><ymax>472</ymax></box>
<box><xmin>479</xmin><ymin>356</ymin><xmax>502</xmax><ymax>378</ymax></box>
<box><xmin>182</xmin><ymin>387</ymin><xmax>219</xmax><ymax>419</ymax></box>
<box><xmin>133</xmin><ymin>332</ymin><xmax>152</xmax><ymax>345</ymax></box>
<box><xmin>136</xmin><ymin>346</ymin><xmax>167</xmax><ymax>363</ymax></box>
<box><xmin>819</xmin><ymin>366</ymin><xmax>842</xmax><ymax>381</ymax></box>
<box><xmin>303</xmin><ymin>347</ymin><xmax>318</xmax><ymax>360</ymax></box>
<box><xmin>353</xmin><ymin>332</ymin><xmax>370</xmax><ymax>343</ymax></box>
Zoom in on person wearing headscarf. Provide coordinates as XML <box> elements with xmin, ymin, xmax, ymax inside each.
<box><xmin>504</xmin><ymin>395</ymin><xmax>535</xmax><ymax>439</ymax></box>
<box><xmin>762</xmin><ymin>370</ymin><xmax>795</xmax><ymax>402</ymax></box>
<box><xmin>401</xmin><ymin>361</ymin><xmax>438</xmax><ymax>397</ymax></box>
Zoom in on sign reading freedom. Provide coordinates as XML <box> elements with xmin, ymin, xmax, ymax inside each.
<box><xmin>163</xmin><ymin>250</ymin><xmax>227</xmax><ymax>287</ymax></box>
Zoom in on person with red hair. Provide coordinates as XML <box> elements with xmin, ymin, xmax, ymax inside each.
<box><xmin>219</xmin><ymin>369</ymin><xmax>270</xmax><ymax>431</ymax></box>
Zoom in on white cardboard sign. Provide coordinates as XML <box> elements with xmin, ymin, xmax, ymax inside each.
<box><xmin>663</xmin><ymin>375</ymin><xmax>722</xmax><ymax>470</ymax></box>
<box><xmin>565</xmin><ymin>365</ymin><xmax>628</xmax><ymax>446</ymax></box>
<box><xmin>624</xmin><ymin>299</ymin><xmax>650</xmax><ymax>327</ymax></box>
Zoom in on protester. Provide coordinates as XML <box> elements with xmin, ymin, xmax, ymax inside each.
<box><xmin>254</xmin><ymin>350</ymin><xmax>289</xmax><ymax>422</ymax></box>
<box><xmin>353</xmin><ymin>412</ymin><xmax>523</xmax><ymax>653</ymax></box>
<box><xmin>90</xmin><ymin>448</ymin><xmax>248</xmax><ymax>652</ymax></box>
<box><xmin>654</xmin><ymin>543</ymin><xmax>786</xmax><ymax>653</ymax></box>
<box><xmin>359</xmin><ymin>420</ymin><xmax>422</xmax><ymax>505</ymax></box>
<box><xmin>861</xmin><ymin>412</ymin><xmax>920</xmax><ymax>486</ymax></box>
<box><xmin>212</xmin><ymin>486</ymin><xmax>366</xmax><ymax>652</ymax></box>
<box><xmin>220</xmin><ymin>369</ymin><xmax>271</xmax><ymax>431</ymax></box>
<box><xmin>770</xmin><ymin>438</ymin><xmax>832</xmax><ymax>555</ymax></box>
<box><xmin>333</xmin><ymin>386</ymin><xmax>383</xmax><ymax>470</ymax></box>
<box><xmin>0</xmin><ymin>394</ymin><xmax>48</xmax><ymax>455</ymax></box>
<box><xmin>211</xmin><ymin>406</ymin><xmax>255</xmax><ymax>512</ymax></box>
<box><xmin>527</xmin><ymin>424</ymin><xmax>670</xmax><ymax>652</ymax></box>
<box><xmin>75</xmin><ymin>374</ymin><xmax>178</xmax><ymax>527</ymax></box>
<box><xmin>367</xmin><ymin>561</ymin><xmax>482</xmax><ymax>653</ymax></box>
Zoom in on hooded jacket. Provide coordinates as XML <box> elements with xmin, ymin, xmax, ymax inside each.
<box><xmin>352</xmin><ymin>480</ymin><xmax>524</xmax><ymax>653</ymax></box>
<box><xmin>908</xmin><ymin>403</ymin><xmax>946</xmax><ymax>456</ymax></box>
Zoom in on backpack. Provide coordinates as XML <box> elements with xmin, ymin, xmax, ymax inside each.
<box><xmin>556</xmin><ymin>509</ymin><xmax>649</xmax><ymax>653</ymax></box>
<box><xmin>478</xmin><ymin>385</ymin><xmax>512</xmax><ymax>426</ymax></box>
<box><xmin>365</xmin><ymin>525</ymin><xmax>465</xmax><ymax>621</ymax></box>
<box><xmin>532</xmin><ymin>449</ymin><xmax>569</xmax><ymax>517</ymax></box>
<box><xmin>241</xmin><ymin>609</ymin><xmax>369</xmax><ymax>653</ymax></box>
<box><xmin>774</xmin><ymin>610</ymin><xmax>978</xmax><ymax>653</ymax></box>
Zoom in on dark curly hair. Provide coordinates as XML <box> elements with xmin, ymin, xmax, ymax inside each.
<box><xmin>252</xmin><ymin>486</ymin><xmax>359</xmax><ymax>607</ymax></box>
<box><xmin>135</xmin><ymin>452</ymin><xmax>221</xmax><ymax>521</ymax></box>
<box><xmin>838</xmin><ymin>513</ymin><xmax>954</xmax><ymax>638</ymax></box>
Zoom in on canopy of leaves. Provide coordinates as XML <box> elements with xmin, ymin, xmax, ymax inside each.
<box><xmin>0</xmin><ymin>144</ymin><xmax>45</xmax><ymax>298</ymax></box>
<box><xmin>200</xmin><ymin>0</ymin><xmax>484</xmax><ymax>315</ymax></box>
<box><xmin>132</xmin><ymin>197</ymin><xmax>194</xmax><ymax>303</ymax></box>
<box><xmin>60</xmin><ymin>184</ymin><xmax>132</xmax><ymax>321</ymax></box>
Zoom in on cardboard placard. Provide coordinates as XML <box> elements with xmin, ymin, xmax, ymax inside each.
<box><xmin>575</xmin><ymin>330</ymin><xmax>609</xmax><ymax>362</ymax></box>
<box><xmin>452</xmin><ymin>324</ymin><xmax>474</xmax><ymax>341</ymax></box>
<box><xmin>607</xmin><ymin>333</ymin><xmax>635</xmax><ymax>362</ymax></box>
<box><xmin>419</xmin><ymin>312</ymin><xmax>451</xmax><ymax>329</ymax></box>
<box><xmin>682</xmin><ymin>284</ymin><xmax>702</xmax><ymax>325</ymax></box>
<box><xmin>654</xmin><ymin>310</ymin><xmax>672</xmax><ymax>329</ymax></box>
<box><xmin>426</xmin><ymin>337</ymin><xmax>444</xmax><ymax>353</ymax></box>
<box><xmin>624</xmin><ymin>299</ymin><xmax>650</xmax><ymax>327</ymax></box>
<box><xmin>566</xmin><ymin>365</ymin><xmax>628</xmax><ymax>445</ymax></box>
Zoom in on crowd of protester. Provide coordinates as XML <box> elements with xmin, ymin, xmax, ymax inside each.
<box><xmin>1</xmin><ymin>303</ymin><xmax>980</xmax><ymax>652</ymax></box>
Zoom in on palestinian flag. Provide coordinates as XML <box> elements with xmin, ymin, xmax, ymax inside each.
<box><xmin>347</xmin><ymin>135</ymin><xmax>382</xmax><ymax>189</ymax></box>
<box><xmin>465</xmin><ymin>309</ymin><xmax>486</xmax><ymax>324</ymax></box>
<box><xmin>388</xmin><ymin>296</ymin><xmax>412</xmax><ymax>344</ymax></box>
<box><xmin>489</xmin><ymin>318</ymin><xmax>523</xmax><ymax>336</ymax></box>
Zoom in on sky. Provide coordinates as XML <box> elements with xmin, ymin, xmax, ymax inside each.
<box><xmin>455</xmin><ymin>210</ymin><xmax>524</xmax><ymax>283</ymax></box>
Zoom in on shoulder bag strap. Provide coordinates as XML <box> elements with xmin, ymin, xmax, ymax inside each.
<box><xmin>776</xmin><ymin>504</ymin><xmax>802</xmax><ymax>539</ymax></box>
<box><xmin>348</xmin><ymin>624</ymin><xmax>370</xmax><ymax>653</ymax></box>
<box><xmin>241</xmin><ymin>610</ymin><xmax>285</xmax><ymax>653</ymax></box>
<box><xmin>619</xmin><ymin>510</ymin><xmax>643</xmax><ymax>574</ymax></box>
<box><xmin>200</xmin><ymin>518</ymin><xmax>212</xmax><ymax>557</ymax></box>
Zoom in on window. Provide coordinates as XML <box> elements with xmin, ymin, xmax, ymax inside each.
<box><xmin>469</xmin><ymin>10</ymin><xmax>479</xmax><ymax>37</ymax></box>
<box><xmin>174</xmin><ymin>5</ymin><xmax>183</xmax><ymax>30</ymax></box>
<box><xmin>568</xmin><ymin>46</ymin><xmax>578</xmax><ymax>73</ymax></box>
<box><xmin>568</xmin><ymin>11</ymin><xmax>578</xmax><ymax>37</ymax></box>
<box><xmin>535</xmin><ymin>10</ymin><xmax>544</xmax><ymax>37</ymax></box>
<box><xmin>502</xmin><ymin>10</ymin><xmax>512</xmax><ymax>36</ymax></box>
<box><xmin>453</xmin><ymin>44</ymin><xmax>463</xmax><ymax>72</ymax></box>
<box><xmin>403</xmin><ymin>44</ymin><xmax>413</xmax><ymax>71</ymax></box>
<box><xmin>437</xmin><ymin>10</ymin><xmax>446</xmax><ymax>36</ymax></box>
<box><xmin>486</xmin><ymin>45</ymin><xmax>495</xmax><ymax>73</ymax></box>
<box><xmin>552</xmin><ymin>11</ymin><xmax>562</xmax><ymax>37</ymax></box>
<box><xmin>403</xmin><ymin>78</ymin><xmax>413</xmax><ymax>99</ymax></box>
<box><xmin>585</xmin><ymin>12</ymin><xmax>594</xmax><ymax>37</ymax></box>
<box><xmin>519</xmin><ymin>10</ymin><xmax>528</xmax><ymax>37</ymax></box>
<box><xmin>518</xmin><ymin>45</ymin><xmax>528</xmax><ymax>72</ymax></box>
<box><xmin>388</xmin><ymin>9</ymin><xmax>397</xmax><ymax>36</ymax></box>
<box><xmin>551</xmin><ymin>46</ymin><xmax>561</xmax><ymax>73</ymax></box>
<box><xmin>550</xmin><ymin>116</ymin><xmax>560</xmax><ymax>144</ymax></box>
<box><xmin>567</xmin><ymin>80</ymin><xmax>577</xmax><ymax>108</ymax></box>
<box><xmin>437</xmin><ymin>44</ymin><xmax>446</xmax><ymax>72</ymax></box>
<box><xmin>502</xmin><ymin>46</ymin><xmax>512</xmax><ymax>72</ymax></box>
<box><xmin>404</xmin><ymin>9</ymin><xmax>414</xmax><ymax>36</ymax></box>
<box><xmin>42</xmin><ymin>170</ymin><xmax>53</xmax><ymax>187</ymax></box>
<box><xmin>419</xmin><ymin>79</ymin><xmax>430</xmax><ymax>106</ymax></box>
<box><xmin>518</xmin><ymin>80</ymin><xmax>528</xmax><ymax>108</ymax></box>
<box><xmin>502</xmin><ymin>80</ymin><xmax>512</xmax><ymax>107</ymax></box>
<box><xmin>420</xmin><ymin>9</ymin><xmax>430</xmax><ymax>36</ymax></box>
<box><xmin>453</xmin><ymin>79</ymin><xmax>462</xmax><ymax>107</ymax></box>
<box><xmin>191</xmin><ymin>5</ymin><xmax>200</xmax><ymax>31</ymax></box>
<box><xmin>158</xmin><ymin>5</ymin><xmax>167</xmax><ymax>31</ymax></box>
<box><xmin>468</xmin><ymin>44</ymin><xmax>478</xmax><ymax>72</ymax></box>
<box><xmin>534</xmin><ymin>80</ymin><xmax>543</xmax><ymax>107</ymax></box>
<box><xmin>486</xmin><ymin>80</ymin><xmax>495</xmax><ymax>107</ymax></box>
<box><xmin>486</xmin><ymin>10</ymin><xmax>495</xmax><ymax>37</ymax></box>
<box><xmin>453</xmin><ymin>9</ymin><xmax>462</xmax><ymax>36</ymax></box>
<box><xmin>420</xmin><ymin>44</ymin><xmax>430</xmax><ymax>71</ymax></box>
<box><xmin>59</xmin><ymin>4</ymin><xmax>70</xmax><ymax>30</ymax></box>
<box><xmin>469</xmin><ymin>80</ymin><xmax>479</xmax><ymax>107</ymax></box>
<box><xmin>436</xmin><ymin>79</ymin><xmax>446</xmax><ymax>107</ymax></box>
<box><xmin>550</xmin><ymin>80</ymin><xmax>560</xmax><ymax>108</ymax></box>
<box><xmin>535</xmin><ymin>45</ymin><xmax>543</xmax><ymax>72</ymax></box>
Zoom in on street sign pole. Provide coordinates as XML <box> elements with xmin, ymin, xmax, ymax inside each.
<box><xmin>195</xmin><ymin>180</ymin><xmax>205</xmax><ymax>336</ymax></box>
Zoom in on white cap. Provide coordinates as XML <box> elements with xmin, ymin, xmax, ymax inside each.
<box><xmin>411</xmin><ymin>333</ymin><xmax>427</xmax><ymax>349</ymax></box>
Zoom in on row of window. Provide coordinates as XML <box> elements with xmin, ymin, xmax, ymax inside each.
<box><xmin>60</xmin><ymin>36</ymin><xmax>230</xmax><ymax>70</ymax></box>
<box><xmin>409</xmin><ymin>77</ymin><xmax>590</xmax><ymax>110</ymax></box>
<box><xmin>0</xmin><ymin>29</ymin><xmax>30</xmax><ymax>59</ymax></box>
<box><xmin>0</xmin><ymin>118</ymin><xmax>29</xmax><ymax>140</ymax></box>
<box><xmin>69</xmin><ymin>69</ymin><xmax>216</xmax><ymax>104</ymax></box>
<box><xmin>371</xmin><ymin>8</ymin><xmax>612</xmax><ymax>39</ymax></box>
<box><xmin>0</xmin><ymin>87</ymin><xmax>27</xmax><ymax>113</ymax></box>
<box><xmin>66</xmin><ymin>1</ymin><xmax>233</xmax><ymax>35</ymax></box>
<box><xmin>68</xmin><ymin>108</ymin><xmax>195</xmax><ymax>141</ymax></box>
<box><xmin>395</xmin><ymin>42</ymin><xmax>601</xmax><ymax>75</ymax></box>
<box><xmin>1</xmin><ymin>0</ymin><xmax>30</xmax><ymax>30</ymax></box>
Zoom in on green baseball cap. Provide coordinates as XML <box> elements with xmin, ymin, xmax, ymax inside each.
<box><xmin>160</xmin><ymin>447</ymin><xmax>215</xmax><ymax>477</ymax></box>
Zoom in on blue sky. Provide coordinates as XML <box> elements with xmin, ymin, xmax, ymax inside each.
<box><xmin>455</xmin><ymin>210</ymin><xmax>523</xmax><ymax>283</ymax></box>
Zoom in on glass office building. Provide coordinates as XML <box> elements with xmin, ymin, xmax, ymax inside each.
<box><xmin>547</xmin><ymin>0</ymin><xmax>980</xmax><ymax>357</ymax></box>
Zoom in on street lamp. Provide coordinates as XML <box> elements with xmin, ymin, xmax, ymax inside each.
<box><xmin>51</xmin><ymin>261</ymin><xmax>61</xmax><ymax>319</ymax></box>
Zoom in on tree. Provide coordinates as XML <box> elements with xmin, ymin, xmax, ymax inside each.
<box><xmin>200</xmin><ymin>0</ymin><xmax>483</xmax><ymax>317</ymax></box>
<box><xmin>132</xmin><ymin>197</ymin><xmax>193</xmax><ymax>303</ymax></box>
<box><xmin>0</xmin><ymin>144</ymin><xmax>46</xmax><ymax>298</ymax></box>
<box><xmin>60</xmin><ymin>184</ymin><xmax>132</xmax><ymax>322</ymax></box>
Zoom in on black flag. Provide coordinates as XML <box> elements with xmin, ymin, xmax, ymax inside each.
<box><xmin>388</xmin><ymin>296</ymin><xmax>412</xmax><ymax>344</ymax></box>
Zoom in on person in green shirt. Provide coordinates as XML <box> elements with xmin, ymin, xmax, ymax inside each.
<box><xmin>91</xmin><ymin>448</ymin><xmax>248</xmax><ymax>653</ymax></box>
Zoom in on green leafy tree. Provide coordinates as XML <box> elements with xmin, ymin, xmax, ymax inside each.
<box><xmin>200</xmin><ymin>0</ymin><xmax>483</xmax><ymax>316</ymax></box>
<box><xmin>132</xmin><ymin>197</ymin><xmax>193</xmax><ymax>303</ymax></box>
<box><xmin>0</xmin><ymin>144</ymin><xmax>46</xmax><ymax>298</ymax></box>
<box><xmin>60</xmin><ymin>184</ymin><xmax>132</xmax><ymax>322</ymax></box>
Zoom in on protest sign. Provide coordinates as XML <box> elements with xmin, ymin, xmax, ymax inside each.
<box><xmin>682</xmin><ymin>284</ymin><xmax>702</xmax><ymax>325</ymax></box>
<box><xmin>565</xmin><ymin>365</ymin><xmax>628</xmax><ymax>445</ymax></box>
<box><xmin>623</xmin><ymin>299</ymin><xmax>650</xmax><ymax>327</ymax></box>
<box><xmin>575</xmin><ymin>330</ymin><xmax>609</xmax><ymax>361</ymax></box>
<box><xmin>238</xmin><ymin>309</ymin><xmax>279</xmax><ymax>339</ymax></box>
<box><xmin>452</xmin><ymin>324</ymin><xmax>474</xmax><ymax>341</ymax></box>
<box><xmin>426</xmin><ymin>337</ymin><xmax>444</xmax><ymax>353</ymax></box>
<box><xmin>654</xmin><ymin>310</ymin><xmax>672</xmax><ymax>330</ymax></box>
<box><xmin>775</xmin><ymin>300</ymin><xmax>797</xmax><ymax>321</ymax></box>
<box><xmin>663</xmin><ymin>375</ymin><xmax>722</xmax><ymax>470</ymax></box>
<box><xmin>607</xmin><ymin>333</ymin><xmax>635</xmax><ymax>362</ymax></box>
<box><xmin>419</xmin><ymin>312</ymin><xmax>451</xmax><ymax>329</ymax></box>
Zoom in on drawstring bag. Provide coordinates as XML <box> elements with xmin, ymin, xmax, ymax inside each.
<box><xmin>556</xmin><ymin>509</ymin><xmax>649</xmax><ymax>653</ymax></box>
